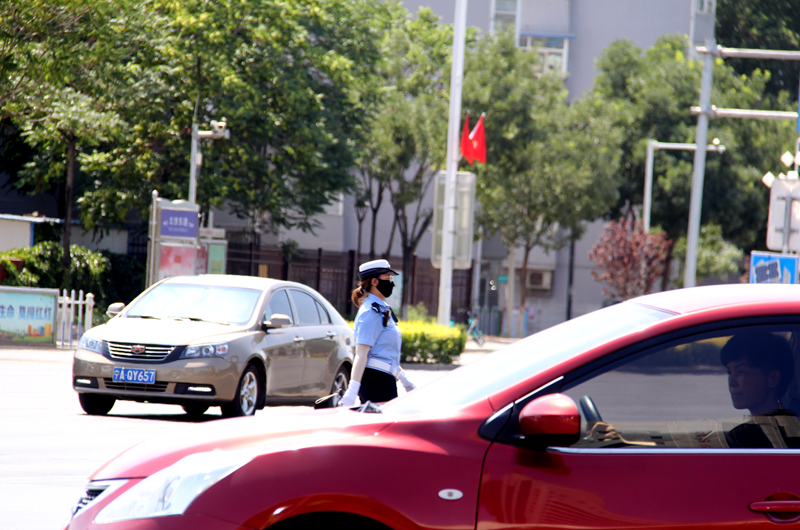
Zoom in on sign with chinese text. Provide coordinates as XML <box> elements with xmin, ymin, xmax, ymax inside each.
<box><xmin>160</xmin><ymin>209</ymin><xmax>198</xmax><ymax>239</ymax></box>
<box><xmin>0</xmin><ymin>287</ymin><xmax>58</xmax><ymax>344</ymax></box>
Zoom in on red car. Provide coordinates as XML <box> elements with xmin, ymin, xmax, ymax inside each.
<box><xmin>66</xmin><ymin>284</ymin><xmax>800</xmax><ymax>529</ymax></box>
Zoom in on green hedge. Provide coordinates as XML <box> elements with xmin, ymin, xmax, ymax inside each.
<box><xmin>399</xmin><ymin>321</ymin><xmax>466</xmax><ymax>364</ymax></box>
<box><xmin>0</xmin><ymin>241</ymin><xmax>145</xmax><ymax>321</ymax></box>
<box><xmin>346</xmin><ymin>319</ymin><xmax>467</xmax><ymax>364</ymax></box>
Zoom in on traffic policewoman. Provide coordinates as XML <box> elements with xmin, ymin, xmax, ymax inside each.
<box><xmin>340</xmin><ymin>259</ymin><xmax>416</xmax><ymax>406</ymax></box>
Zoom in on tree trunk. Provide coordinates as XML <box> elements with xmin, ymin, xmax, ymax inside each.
<box><xmin>401</xmin><ymin>244</ymin><xmax>414</xmax><ymax>312</ymax></box>
<box><xmin>661</xmin><ymin>244</ymin><xmax>674</xmax><ymax>292</ymax></box>
<box><xmin>61</xmin><ymin>136</ymin><xmax>76</xmax><ymax>289</ymax></box>
<box><xmin>383</xmin><ymin>214</ymin><xmax>397</xmax><ymax>259</ymax></box>
<box><xmin>516</xmin><ymin>245</ymin><xmax>531</xmax><ymax>338</ymax></box>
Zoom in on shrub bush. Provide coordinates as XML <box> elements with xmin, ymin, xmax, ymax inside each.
<box><xmin>346</xmin><ymin>319</ymin><xmax>466</xmax><ymax>364</ymax></box>
<box><xmin>399</xmin><ymin>320</ymin><xmax>466</xmax><ymax>364</ymax></box>
<box><xmin>0</xmin><ymin>242</ymin><xmax>146</xmax><ymax>321</ymax></box>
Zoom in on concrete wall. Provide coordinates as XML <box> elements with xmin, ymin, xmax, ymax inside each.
<box><xmin>0</xmin><ymin>219</ymin><xmax>33</xmax><ymax>252</ymax></box>
<box><xmin>69</xmin><ymin>227</ymin><xmax>129</xmax><ymax>254</ymax></box>
<box><xmin>566</xmin><ymin>0</ymin><xmax>693</xmax><ymax>99</ymax></box>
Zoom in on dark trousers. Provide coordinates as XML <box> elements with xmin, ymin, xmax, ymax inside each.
<box><xmin>359</xmin><ymin>368</ymin><xmax>398</xmax><ymax>403</ymax></box>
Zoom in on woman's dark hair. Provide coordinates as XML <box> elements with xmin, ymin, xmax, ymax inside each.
<box><xmin>720</xmin><ymin>331</ymin><xmax>795</xmax><ymax>397</ymax></box>
<box><xmin>350</xmin><ymin>279</ymin><xmax>373</xmax><ymax>308</ymax></box>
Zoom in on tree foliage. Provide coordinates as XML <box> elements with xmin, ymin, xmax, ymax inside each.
<box><xmin>464</xmin><ymin>30</ymin><xmax>623</xmax><ymax>291</ymax></box>
<box><xmin>1</xmin><ymin>0</ymin><xmax>383</xmax><ymax>243</ymax></box>
<box><xmin>588</xmin><ymin>218</ymin><xmax>672</xmax><ymax>300</ymax></box>
<box><xmin>671</xmin><ymin>223</ymin><xmax>744</xmax><ymax>288</ymax></box>
<box><xmin>716</xmin><ymin>0</ymin><xmax>800</xmax><ymax>103</ymax></box>
<box><xmin>591</xmin><ymin>34</ymin><xmax>795</xmax><ymax>288</ymax></box>
<box><xmin>355</xmin><ymin>4</ymin><xmax>456</xmax><ymax>307</ymax></box>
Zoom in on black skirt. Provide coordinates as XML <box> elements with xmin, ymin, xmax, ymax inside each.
<box><xmin>358</xmin><ymin>367</ymin><xmax>398</xmax><ymax>403</ymax></box>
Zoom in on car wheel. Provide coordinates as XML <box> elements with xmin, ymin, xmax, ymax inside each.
<box><xmin>330</xmin><ymin>366</ymin><xmax>350</xmax><ymax>398</ymax></box>
<box><xmin>181</xmin><ymin>403</ymin><xmax>209</xmax><ymax>417</ymax></box>
<box><xmin>78</xmin><ymin>393</ymin><xmax>115</xmax><ymax>416</ymax></box>
<box><xmin>221</xmin><ymin>365</ymin><xmax>260</xmax><ymax>418</ymax></box>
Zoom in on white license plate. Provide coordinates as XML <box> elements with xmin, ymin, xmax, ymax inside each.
<box><xmin>113</xmin><ymin>367</ymin><xmax>156</xmax><ymax>384</ymax></box>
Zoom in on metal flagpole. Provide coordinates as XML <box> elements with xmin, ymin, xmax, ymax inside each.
<box><xmin>437</xmin><ymin>0</ymin><xmax>468</xmax><ymax>326</ymax></box>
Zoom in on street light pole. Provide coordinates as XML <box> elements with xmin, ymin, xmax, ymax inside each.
<box><xmin>188</xmin><ymin>120</ymin><xmax>230</xmax><ymax>205</ymax></box>
<box><xmin>643</xmin><ymin>139</ymin><xmax>726</xmax><ymax>232</ymax></box>
<box><xmin>437</xmin><ymin>0</ymin><xmax>468</xmax><ymax>326</ymax></box>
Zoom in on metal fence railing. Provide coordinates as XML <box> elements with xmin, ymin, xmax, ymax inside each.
<box><xmin>56</xmin><ymin>290</ymin><xmax>94</xmax><ymax>349</ymax></box>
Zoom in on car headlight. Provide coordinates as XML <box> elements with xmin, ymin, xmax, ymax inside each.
<box><xmin>78</xmin><ymin>333</ymin><xmax>106</xmax><ymax>355</ymax></box>
<box><xmin>181</xmin><ymin>342</ymin><xmax>229</xmax><ymax>359</ymax></box>
<box><xmin>94</xmin><ymin>449</ymin><xmax>255</xmax><ymax>524</ymax></box>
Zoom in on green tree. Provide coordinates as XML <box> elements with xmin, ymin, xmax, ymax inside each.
<box><xmin>592</xmin><ymin>34</ymin><xmax>795</xmax><ymax>286</ymax></box>
<box><xmin>716</xmin><ymin>0</ymin><xmax>800</xmax><ymax>103</ymax></box>
<box><xmin>671</xmin><ymin>224</ymin><xmax>744</xmax><ymax>288</ymax></box>
<box><xmin>356</xmin><ymin>4</ymin><xmax>455</xmax><ymax>309</ymax></box>
<box><xmin>463</xmin><ymin>31</ymin><xmax>623</xmax><ymax>299</ymax></box>
<box><xmin>2</xmin><ymin>0</ymin><xmax>133</xmax><ymax>287</ymax></box>
<box><xmin>77</xmin><ymin>0</ymin><xmax>383</xmax><ymax>237</ymax></box>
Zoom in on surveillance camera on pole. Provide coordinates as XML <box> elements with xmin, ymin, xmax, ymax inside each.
<box><xmin>189</xmin><ymin>118</ymin><xmax>231</xmax><ymax>204</ymax></box>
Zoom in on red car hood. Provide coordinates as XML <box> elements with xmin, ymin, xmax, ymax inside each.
<box><xmin>91</xmin><ymin>407</ymin><xmax>394</xmax><ymax>480</ymax></box>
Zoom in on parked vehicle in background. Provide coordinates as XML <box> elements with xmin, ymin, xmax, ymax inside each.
<box><xmin>72</xmin><ymin>275</ymin><xmax>353</xmax><ymax>417</ymax></box>
<box><xmin>66</xmin><ymin>284</ymin><xmax>800</xmax><ymax>529</ymax></box>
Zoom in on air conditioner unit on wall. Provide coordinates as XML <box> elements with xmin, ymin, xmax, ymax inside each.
<box><xmin>526</xmin><ymin>270</ymin><xmax>552</xmax><ymax>291</ymax></box>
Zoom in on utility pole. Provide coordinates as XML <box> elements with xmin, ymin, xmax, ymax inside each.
<box><xmin>437</xmin><ymin>0</ymin><xmax>468</xmax><ymax>326</ymax></box>
<box><xmin>643</xmin><ymin>139</ymin><xmax>725</xmax><ymax>232</ymax></box>
<box><xmin>686</xmin><ymin>43</ymin><xmax>800</xmax><ymax>287</ymax></box>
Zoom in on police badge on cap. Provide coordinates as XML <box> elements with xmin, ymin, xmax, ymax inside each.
<box><xmin>358</xmin><ymin>259</ymin><xmax>400</xmax><ymax>281</ymax></box>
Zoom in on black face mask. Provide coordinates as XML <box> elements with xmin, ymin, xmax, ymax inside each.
<box><xmin>376</xmin><ymin>279</ymin><xmax>394</xmax><ymax>298</ymax></box>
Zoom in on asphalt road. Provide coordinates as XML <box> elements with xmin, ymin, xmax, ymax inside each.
<box><xmin>0</xmin><ymin>343</ymin><xmax>495</xmax><ymax>530</ymax></box>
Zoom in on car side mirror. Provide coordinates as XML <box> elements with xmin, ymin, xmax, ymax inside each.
<box><xmin>106</xmin><ymin>302</ymin><xmax>125</xmax><ymax>318</ymax></box>
<box><xmin>518</xmin><ymin>393</ymin><xmax>580</xmax><ymax>450</ymax></box>
<box><xmin>264</xmin><ymin>313</ymin><xmax>292</xmax><ymax>330</ymax></box>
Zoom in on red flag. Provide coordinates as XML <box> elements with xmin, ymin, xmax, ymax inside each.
<box><xmin>469</xmin><ymin>113</ymin><xmax>486</xmax><ymax>164</ymax></box>
<box><xmin>460</xmin><ymin>111</ymin><xmax>473</xmax><ymax>164</ymax></box>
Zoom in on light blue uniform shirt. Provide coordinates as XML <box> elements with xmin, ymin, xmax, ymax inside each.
<box><xmin>354</xmin><ymin>293</ymin><xmax>402</xmax><ymax>375</ymax></box>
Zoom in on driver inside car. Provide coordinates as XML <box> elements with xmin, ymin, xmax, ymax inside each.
<box><xmin>721</xmin><ymin>331</ymin><xmax>800</xmax><ymax>448</ymax></box>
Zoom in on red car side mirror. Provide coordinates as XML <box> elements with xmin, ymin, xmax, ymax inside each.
<box><xmin>518</xmin><ymin>393</ymin><xmax>580</xmax><ymax>449</ymax></box>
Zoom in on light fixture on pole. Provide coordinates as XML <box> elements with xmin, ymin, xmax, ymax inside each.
<box><xmin>643</xmin><ymin>138</ymin><xmax>725</xmax><ymax>232</ymax></box>
<box><xmin>189</xmin><ymin>119</ymin><xmax>230</xmax><ymax>205</ymax></box>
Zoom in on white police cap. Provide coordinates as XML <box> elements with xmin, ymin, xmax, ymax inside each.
<box><xmin>358</xmin><ymin>259</ymin><xmax>399</xmax><ymax>280</ymax></box>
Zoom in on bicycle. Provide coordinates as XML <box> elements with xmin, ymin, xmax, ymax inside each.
<box><xmin>466</xmin><ymin>313</ymin><xmax>485</xmax><ymax>347</ymax></box>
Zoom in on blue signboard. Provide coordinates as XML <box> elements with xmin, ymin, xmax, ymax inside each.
<box><xmin>160</xmin><ymin>209</ymin><xmax>198</xmax><ymax>239</ymax></box>
<box><xmin>750</xmin><ymin>251</ymin><xmax>799</xmax><ymax>284</ymax></box>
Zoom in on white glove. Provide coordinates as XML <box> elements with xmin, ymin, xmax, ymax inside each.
<box><xmin>339</xmin><ymin>380</ymin><xmax>361</xmax><ymax>407</ymax></box>
<box><xmin>397</xmin><ymin>370</ymin><xmax>416</xmax><ymax>392</ymax></box>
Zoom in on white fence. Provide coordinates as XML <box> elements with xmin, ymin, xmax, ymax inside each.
<box><xmin>56</xmin><ymin>290</ymin><xmax>94</xmax><ymax>349</ymax></box>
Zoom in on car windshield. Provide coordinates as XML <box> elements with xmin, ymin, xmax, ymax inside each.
<box><xmin>382</xmin><ymin>302</ymin><xmax>674</xmax><ymax>414</ymax></box>
<box><xmin>125</xmin><ymin>283</ymin><xmax>263</xmax><ymax>325</ymax></box>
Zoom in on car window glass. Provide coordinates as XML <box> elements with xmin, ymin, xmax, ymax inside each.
<box><xmin>265</xmin><ymin>290</ymin><xmax>293</xmax><ymax>324</ymax></box>
<box><xmin>289</xmin><ymin>290</ymin><xmax>321</xmax><ymax>326</ymax></box>
<box><xmin>315</xmin><ymin>301</ymin><xmax>331</xmax><ymax>324</ymax></box>
<box><xmin>562</xmin><ymin>324</ymin><xmax>800</xmax><ymax>449</ymax></box>
<box><xmin>125</xmin><ymin>283</ymin><xmax>261</xmax><ymax>325</ymax></box>
<box><xmin>383</xmin><ymin>302</ymin><xmax>672</xmax><ymax>414</ymax></box>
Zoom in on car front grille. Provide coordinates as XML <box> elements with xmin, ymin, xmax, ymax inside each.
<box><xmin>108</xmin><ymin>342</ymin><xmax>175</xmax><ymax>361</ymax></box>
<box><xmin>104</xmin><ymin>379</ymin><xmax>168</xmax><ymax>392</ymax></box>
<box><xmin>72</xmin><ymin>482</ymin><xmax>110</xmax><ymax>516</ymax></box>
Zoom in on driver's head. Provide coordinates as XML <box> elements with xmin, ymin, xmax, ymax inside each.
<box><xmin>720</xmin><ymin>331</ymin><xmax>794</xmax><ymax>414</ymax></box>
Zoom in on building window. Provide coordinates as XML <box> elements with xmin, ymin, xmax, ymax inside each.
<box><xmin>492</xmin><ymin>0</ymin><xmax>518</xmax><ymax>34</ymax></box>
<box><xmin>519</xmin><ymin>35</ymin><xmax>569</xmax><ymax>75</ymax></box>
<box><xmin>696</xmin><ymin>0</ymin><xmax>715</xmax><ymax>14</ymax></box>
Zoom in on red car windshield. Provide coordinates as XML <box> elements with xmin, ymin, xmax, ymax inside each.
<box><xmin>383</xmin><ymin>302</ymin><xmax>674</xmax><ymax>414</ymax></box>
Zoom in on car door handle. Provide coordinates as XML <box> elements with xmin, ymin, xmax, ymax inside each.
<box><xmin>750</xmin><ymin>501</ymin><xmax>800</xmax><ymax>513</ymax></box>
<box><xmin>293</xmin><ymin>337</ymin><xmax>304</xmax><ymax>343</ymax></box>
<box><xmin>326</xmin><ymin>331</ymin><xmax>335</xmax><ymax>338</ymax></box>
